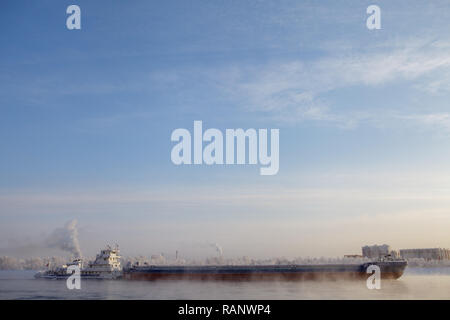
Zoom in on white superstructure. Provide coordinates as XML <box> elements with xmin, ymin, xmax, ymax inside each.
<box><xmin>81</xmin><ymin>245</ymin><xmax>122</xmax><ymax>279</ymax></box>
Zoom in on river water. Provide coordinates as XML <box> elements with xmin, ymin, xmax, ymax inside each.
<box><xmin>1</xmin><ymin>268</ymin><xmax>450</xmax><ymax>299</ymax></box>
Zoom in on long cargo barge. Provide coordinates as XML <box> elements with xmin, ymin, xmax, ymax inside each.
<box><xmin>123</xmin><ymin>260</ymin><xmax>407</xmax><ymax>281</ymax></box>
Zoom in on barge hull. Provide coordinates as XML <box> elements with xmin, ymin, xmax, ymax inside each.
<box><xmin>123</xmin><ymin>261</ymin><xmax>407</xmax><ymax>281</ymax></box>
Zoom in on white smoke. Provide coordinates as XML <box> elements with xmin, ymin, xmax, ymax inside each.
<box><xmin>45</xmin><ymin>220</ymin><xmax>82</xmax><ymax>258</ymax></box>
<box><xmin>210</xmin><ymin>243</ymin><xmax>223</xmax><ymax>256</ymax></box>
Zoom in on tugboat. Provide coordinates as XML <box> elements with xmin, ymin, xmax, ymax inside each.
<box><xmin>35</xmin><ymin>245</ymin><xmax>122</xmax><ymax>280</ymax></box>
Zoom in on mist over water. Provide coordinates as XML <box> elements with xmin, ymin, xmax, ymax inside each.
<box><xmin>1</xmin><ymin>268</ymin><xmax>450</xmax><ymax>300</ymax></box>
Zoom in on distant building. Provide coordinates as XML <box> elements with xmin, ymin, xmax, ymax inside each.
<box><xmin>362</xmin><ymin>244</ymin><xmax>399</xmax><ymax>259</ymax></box>
<box><xmin>399</xmin><ymin>248</ymin><xmax>450</xmax><ymax>260</ymax></box>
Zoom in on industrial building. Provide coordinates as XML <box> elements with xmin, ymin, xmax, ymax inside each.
<box><xmin>399</xmin><ymin>248</ymin><xmax>450</xmax><ymax>260</ymax></box>
<box><xmin>362</xmin><ymin>244</ymin><xmax>450</xmax><ymax>261</ymax></box>
<box><xmin>362</xmin><ymin>244</ymin><xmax>399</xmax><ymax>259</ymax></box>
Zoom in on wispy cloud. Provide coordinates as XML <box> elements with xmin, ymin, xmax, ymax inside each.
<box><xmin>399</xmin><ymin>113</ymin><xmax>450</xmax><ymax>134</ymax></box>
<box><xmin>220</xmin><ymin>39</ymin><xmax>450</xmax><ymax>129</ymax></box>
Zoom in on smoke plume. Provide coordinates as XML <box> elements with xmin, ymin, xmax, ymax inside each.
<box><xmin>211</xmin><ymin>243</ymin><xmax>223</xmax><ymax>256</ymax></box>
<box><xmin>45</xmin><ymin>220</ymin><xmax>82</xmax><ymax>258</ymax></box>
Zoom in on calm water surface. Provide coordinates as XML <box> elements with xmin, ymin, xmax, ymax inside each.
<box><xmin>1</xmin><ymin>268</ymin><xmax>450</xmax><ymax>299</ymax></box>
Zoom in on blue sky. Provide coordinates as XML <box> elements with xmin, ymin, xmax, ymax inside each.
<box><xmin>1</xmin><ymin>0</ymin><xmax>450</xmax><ymax>258</ymax></box>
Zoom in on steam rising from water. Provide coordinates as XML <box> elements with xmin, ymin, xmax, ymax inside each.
<box><xmin>45</xmin><ymin>220</ymin><xmax>82</xmax><ymax>258</ymax></box>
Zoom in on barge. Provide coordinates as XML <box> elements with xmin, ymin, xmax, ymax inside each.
<box><xmin>123</xmin><ymin>258</ymin><xmax>407</xmax><ymax>281</ymax></box>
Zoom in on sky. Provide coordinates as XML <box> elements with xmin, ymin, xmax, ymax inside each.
<box><xmin>1</xmin><ymin>0</ymin><xmax>450</xmax><ymax>259</ymax></box>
